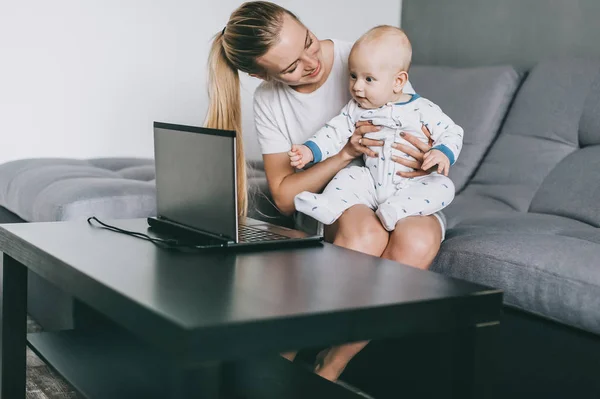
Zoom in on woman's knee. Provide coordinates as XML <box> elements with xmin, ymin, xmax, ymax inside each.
<box><xmin>384</xmin><ymin>216</ymin><xmax>442</xmax><ymax>269</ymax></box>
<box><xmin>329</xmin><ymin>205</ymin><xmax>389</xmax><ymax>256</ymax></box>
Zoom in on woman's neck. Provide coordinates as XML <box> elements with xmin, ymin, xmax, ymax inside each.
<box><xmin>292</xmin><ymin>40</ymin><xmax>335</xmax><ymax>94</ymax></box>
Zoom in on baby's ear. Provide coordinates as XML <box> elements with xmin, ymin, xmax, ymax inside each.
<box><xmin>393</xmin><ymin>71</ymin><xmax>409</xmax><ymax>94</ymax></box>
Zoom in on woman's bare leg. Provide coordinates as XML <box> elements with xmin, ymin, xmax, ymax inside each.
<box><xmin>311</xmin><ymin>205</ymin><xmax>389</xmax><ymax>380</ymax></box>
<box><xmin>381</xmin><ymin>215</ymin><xmax>442</xmax><ymax>269</ymax></box>
<box><xmin>326</xmin><ymin>204</ymin><xmax>389</xmax><ymax>255</ymax></box>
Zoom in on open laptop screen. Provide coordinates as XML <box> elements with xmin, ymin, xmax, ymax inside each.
<box><xmin>153</xmin><ymin>122</ymin><xmax>238</xmax><ymax>240</ymax></box>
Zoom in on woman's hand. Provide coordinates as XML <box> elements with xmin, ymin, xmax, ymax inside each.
<box><xmin>339</xmin><ymin>121</ymin><xmax>384</xmax><ymax>161</ymax></box>
<box><xmin>391</xmin><ymin>125</ymin><xmax>435</xmax><ymax>178</ymax></box>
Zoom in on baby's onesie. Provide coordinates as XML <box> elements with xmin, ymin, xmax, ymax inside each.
<box><xmin>294</xmin><ymin>94</ymin><xmax>463</xmax><ymax>230</ymax></box>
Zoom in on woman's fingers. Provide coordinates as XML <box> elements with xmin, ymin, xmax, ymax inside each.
<box><xmin>359</xmin><ymin>137</ymin><xmax>384</xmax><ymax>147</ymax></box>
<box><xmin>360</xmin><ymin>144</ymin><xmax>379</xmax><ymax>158</ymax></box>
<box><xmin>355</xmin><ymin>124</ymin><xmax>382</xmax><ymax>136</ymax></box>
<box><xmin>391</xmin><ymin>155</ymin><xmax>421</xmax><ymax>169</ymax></box>
<box><xmin>348</xmin><ymin>130</ymin><xmax>382</xmax><ymax>158</ymax></box>
<box><xmin>399</xmin><ymin>131</ymin><xmax>432</xmax><ymax>153</ymax></box>
<box><xmin>392</xmin><ymin>143</ymin><xmax>425</xmax><ymax>161</ymax></box>
<box><xmin>397</xmin><ymin>169</ymin><xmax>429</xmax><ymax>178</ymax></box>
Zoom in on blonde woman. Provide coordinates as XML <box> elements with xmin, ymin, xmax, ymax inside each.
<box><xmin>206</xmin><ymin>1</ymin><xmax>446</xmax><ymax>384</ymax></box>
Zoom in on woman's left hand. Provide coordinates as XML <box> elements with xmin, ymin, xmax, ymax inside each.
<box><xmin>390</xmin><ymin>125</ymin><xmax>434</xmax><ymax>178</ymax></box>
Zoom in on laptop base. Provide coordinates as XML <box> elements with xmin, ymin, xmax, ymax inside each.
<box><xmin>147</xmin><ymin>217</ymin><xmax>323</xmax><ymax>250</ymax></box>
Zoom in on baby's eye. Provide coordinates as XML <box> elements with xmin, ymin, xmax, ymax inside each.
<box><xmin>350</xmin><ymin>73</ymin><xmax>357</xmax><ymax>80</ymax></box>
<box><xmin>366</xmin><ymin>76</ymin><xmax>374</xmax><ymax>82</ymax></box>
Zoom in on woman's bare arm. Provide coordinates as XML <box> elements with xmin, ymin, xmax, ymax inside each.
<box><xmin>264</xmin><ymin>122</ymin><xmax>383</xmax><ymax>215</ymax></box>
<box><xmin>263</xmin><ymin>152</ymin><xmax>353</xmax><ymax>215</ymax></box>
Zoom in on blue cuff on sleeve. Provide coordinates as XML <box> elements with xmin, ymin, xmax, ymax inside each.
<box><xmin>432</xmin><ymin>144</ymin><xmax>455</xmax><ymax>165</ymax></box>
<box><xmin>304</xmin><ymin>140</ymin><xmax>323</xmax><ymax>163</ymax></box>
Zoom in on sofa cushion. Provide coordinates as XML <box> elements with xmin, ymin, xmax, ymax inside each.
<box><xmin>442</xmin><ymin>191</ymin><xmax>517</xmax><ymax>229</ymax></box>
<box><xmin>409</xmin><ymin>65</ymin><xmax>522</xmax><ymax>192</ymax></box>
<box><xmin>580</xmin><ymin>69</ymin><xmax>600</xmax><ymax>147</ymax></box>
<box><xmin>460</xmin><ymin>59</ymin><xmax>600</xmax><ymax>212</ymax></box>
<box><xmin>528</xmin><ymin>71</ymin><xmax>600</xmax><ymax>227</ymax></box>
<box><xmin>0</xmin><ymin>158</ymin><xmax>156</xmax><ymax>222</ymax></box>
<box><xmin>435</xmin><ymin>212</ymin><xmax>600</xmax><ymax>334</ymax></box>
<box><xmin>529</xmin><ymin>146</ymin><xmax>600</xmax><ymax>227</ymax></box>
<box><xmin>0</xmin><ymin>206</ymin><xmax>24</xmax><ymax>224</ymax></box>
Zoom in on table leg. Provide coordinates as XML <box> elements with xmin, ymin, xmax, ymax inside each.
<box><xmin>0</xmin><ymin>254</ymin><xmax>28</xmax><ymax>399</ymax></box>
<box><xmin>451</xmin><ymin>321</ymin><xmax>500</xmax><ymax>399</ymax></box>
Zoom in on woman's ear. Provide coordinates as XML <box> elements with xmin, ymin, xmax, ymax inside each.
<box><xmin>393</xmin><ymin>71</ymin><xmax>409</xmax><ymax>94</ymax></box>
<box><xmin>249</xmin><ymin>73</ymin><xmax>269</xmax><ymax>81</ymax></box>
<box><xmin>249</xmin><ymin>73</ymin><xmax>263</xmax><ymax>80</ymax></box>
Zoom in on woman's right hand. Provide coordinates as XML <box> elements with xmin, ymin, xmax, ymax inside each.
<box><xmin>339</xmin><ymin>121</ymin><xmax>384</xmax><ymax>161</ymax></box>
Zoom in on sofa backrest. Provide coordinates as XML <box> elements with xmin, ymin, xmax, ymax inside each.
<box><xmin>460</xmin><ymin>59</ymin><xmax>600</xmax><ymax>219</ymax></box>
<box><xmin>409</xmin><ymin>65</ymin><xmax>522</xmax><ymax>193</ymax></box>
<box><xmin>402</xmin><ymin>0</ymin><xmax>600</xmax><ymax>70</ymax></box>
<box><xmin>528</xmin><ymin>64</ymin><xmax>600</xmax><ymax>227</ymax></box>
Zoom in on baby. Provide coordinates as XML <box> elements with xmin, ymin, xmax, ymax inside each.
<box><xmin>289</xmin><ymin>26</ymin><xmax>463</xmax><ymax>231</ymax></box>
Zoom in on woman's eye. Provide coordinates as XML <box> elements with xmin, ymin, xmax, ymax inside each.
<box><xmin>286</xmin><ymin>66</ymin><xmax>298</xmax><ymax>74</ymax></box>
<box><xmin>366</xmin><ymin>77</ymin><xmax>373</xmax><ymax>82</ymax></box>
<box><xmin>306</xmin><ymin>39</ymin><xmax>313</xmax><ymax>49</ymax></box>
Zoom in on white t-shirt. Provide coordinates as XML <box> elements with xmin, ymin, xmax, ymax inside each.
<box><xmin>253</xmin><ymin>39</ymin><xmax>415</xmax><ymax>154</ymax></box>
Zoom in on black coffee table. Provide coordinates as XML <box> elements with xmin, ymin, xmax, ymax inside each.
<box><xmin>0</xmin><ymin>219</ymin><xmax>502</xmax><ymax>398</ymax></box>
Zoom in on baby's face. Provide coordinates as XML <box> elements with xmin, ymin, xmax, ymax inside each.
<box><xmin>348</xmin><ymin>44</ymin><xmax>399</xmax><ymax>109</ymax></box>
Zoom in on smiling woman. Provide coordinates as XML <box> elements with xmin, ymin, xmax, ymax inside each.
<box><xmin>253</xmin><ymin>19</ymin><xmax>329</xmax><ymax>92</ymax></box>
<box><xmin>204</xmin><ymin>0</ymin><xmax>446</xmax><ymax>386</ymax></box>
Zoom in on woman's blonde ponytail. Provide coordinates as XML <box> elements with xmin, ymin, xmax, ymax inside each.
<box><xmin>204</xmin><ymin>2</ymin><xmax>299</xmax><ymax>219</ymax></box>
<box><xmin>205</xmin><ymin>33</ymin><xmax>247</xmax><ymax>218</ymax></box>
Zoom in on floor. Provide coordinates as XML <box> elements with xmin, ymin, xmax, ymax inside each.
<box><xmin>26</xmin><ymin>316</ymin><xmax>82</xmax><ymax>399</ymax></box>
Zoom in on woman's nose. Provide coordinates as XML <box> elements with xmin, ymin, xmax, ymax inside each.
<box><xmin>302</xmin><ymin>54</ymin><xmax>318</xmax><ymax>71</ymax></box>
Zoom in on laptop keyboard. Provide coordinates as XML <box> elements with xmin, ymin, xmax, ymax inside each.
<box><xmin>238</xmin><ymin>225</ymin><xmax>291</xmax><ymax>242</ymax></box>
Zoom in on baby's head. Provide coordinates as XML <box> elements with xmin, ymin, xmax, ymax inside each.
<box><xmin>348</xmin><ymin>26</ymin><xmax>412</xmax><ymax>109</ymax></box>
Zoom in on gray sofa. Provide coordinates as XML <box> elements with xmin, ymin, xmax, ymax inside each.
<box><xmin>1</xmin><ymin>58</ymin><xmax>598</xmax><ymax>397</ymax></box>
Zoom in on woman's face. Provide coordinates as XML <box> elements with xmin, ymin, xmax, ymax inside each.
<box><xmin>255</xmin><ymin>14</ymin><xmax>324</xmax><ymax>87</ymax></box>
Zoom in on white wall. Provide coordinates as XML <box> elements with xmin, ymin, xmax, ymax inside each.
<box><xmin>0</xmin><ymin>1</ymin><xmax>402</xmax><ymax>164</ymax></box>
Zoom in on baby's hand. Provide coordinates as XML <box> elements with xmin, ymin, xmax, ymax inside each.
<box><xmin>422</xmin><ymin>149</ymin><xmax>450</xmax><ymax>176</ymax></box>
<box><xmin>288</xmin><ymin>144</ymin><xmax>314</xmax><ymax>170</ymax></box>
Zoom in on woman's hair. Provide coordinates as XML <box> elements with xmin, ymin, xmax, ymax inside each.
<box><xmin>205</xmin><ymin>1</ymin><xmax>298</xmax><ymax>218</ymax></box>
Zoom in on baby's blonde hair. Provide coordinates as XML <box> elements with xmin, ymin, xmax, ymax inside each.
<box><xmin>354</xmin><ymin>25</ymin><xmax>413</xmax><ymax>72</ymax></box>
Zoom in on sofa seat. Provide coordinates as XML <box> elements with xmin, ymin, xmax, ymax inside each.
<box><xmin>433</xmin><ymin>212</ymin><xmax>600</xmax><ymax>334</ymax></box>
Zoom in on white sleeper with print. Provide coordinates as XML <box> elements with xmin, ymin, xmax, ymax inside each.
<box><xmin>294</xmin><ymin>94</ymin><xmax>463</xmax><ymax>231</ymax></box>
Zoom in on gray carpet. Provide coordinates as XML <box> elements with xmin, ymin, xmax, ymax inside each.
<box><xmin>26</xmin><ymin>316</ymin><xmax>82</xmax><ymax>399</ymax></box>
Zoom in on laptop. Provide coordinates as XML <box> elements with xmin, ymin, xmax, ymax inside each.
<box><xmin>147</xmin><ymin>121</ymin><xmax>323</xmax><ymax>249</ymax></box>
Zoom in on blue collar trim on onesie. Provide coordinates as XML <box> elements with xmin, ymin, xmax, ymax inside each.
<box><xmin>394</xmin><ymin>93</ymin><xmax>421</xmax><ymax>105</ymax></box>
